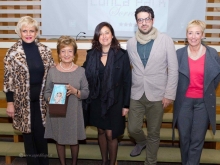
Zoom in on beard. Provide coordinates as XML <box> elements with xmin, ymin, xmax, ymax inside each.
<box><xmin>139</xmin><ymin>26</ymin><xmax>153</xmax><ymax>35</ymax></box>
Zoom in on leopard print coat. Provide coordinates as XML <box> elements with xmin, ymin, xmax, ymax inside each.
<box><xmin>4</xmin><ymin>39</ymin><xmax>54</xmax><ymax>133</ymax></box>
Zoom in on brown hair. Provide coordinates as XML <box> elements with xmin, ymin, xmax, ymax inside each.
<box><xmin>91</xmin><ymin>22</ymin><xmax>120</xmax><ymax>51</ymax></box>
<box><xmin>57</xmin><ymin>36</ymin><xmax>77</xmax><ymax>55</ymax></box>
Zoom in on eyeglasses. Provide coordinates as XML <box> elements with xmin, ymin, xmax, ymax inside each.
<box><xmin>137</xmin><ymin>17</ymin><xmax>152</xmax><ymax>24</ymax></box>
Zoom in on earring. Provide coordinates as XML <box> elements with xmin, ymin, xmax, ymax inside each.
<box><xmin>59</xmin><ymin>58</ymin><xmax>62</xmax><ymax>62</ymax></box>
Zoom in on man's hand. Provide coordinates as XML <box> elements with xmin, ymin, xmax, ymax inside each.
<box><xmin>162</xmin><ymin>98</ymin><xmax>173</xmax><ymax>109</ymax></box>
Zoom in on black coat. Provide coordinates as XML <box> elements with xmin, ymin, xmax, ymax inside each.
<box><xmin>83</xmin><ymin>48</ymin><xmax>131</xmax><ymax>139</ymax></box>
<box><xmin>173</xmin><ymin>45</ymin><xmax>220</xmax><ymax>140</ymax></box>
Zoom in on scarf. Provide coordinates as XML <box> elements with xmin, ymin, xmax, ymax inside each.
<box><xmin>135</xmin><ymin>27</ymin><xmax>158</xmax><ymax>44</ymax></box>
<box><xmin>85</xmin><ymin>48</ymin><xmax>115</xmax><ymax>117</ymax></box>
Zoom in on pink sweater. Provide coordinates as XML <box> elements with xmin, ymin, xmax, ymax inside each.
<box><xmin>185</xmin><ymin>55</ymin><xmax>205</xmax><ymax>98</ymax></box>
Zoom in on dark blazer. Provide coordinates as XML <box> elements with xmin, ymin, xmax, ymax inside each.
<box><xmin>83</xmin><ymin>48</ymin><xmax>131</xmax><ymax>139</ymax></box>
<box><xmin>173</xmin><ymin>45</ymin><xmax>220</xmax><ymax>139</ymax></box>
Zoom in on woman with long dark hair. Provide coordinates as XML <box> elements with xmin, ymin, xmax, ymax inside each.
<box><xmin>83</xmin><ymin>22</ymin><xmax>131</xmax><ymax>165</ymax></box>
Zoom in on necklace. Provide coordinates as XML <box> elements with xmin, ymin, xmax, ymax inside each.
<box><xmin>102</xmin><ymin>51</ymin><xmax>108</xmax><ymax>55</ymax></box>
<box><xmin>187</xmin><ymin>44</ymin><xmax>203</xmax><ymax>60</ymax></box>
<box><xmin>59</xmin><ymin>62</ymin><xmax>73</xmax><ymax>70</ymax></box>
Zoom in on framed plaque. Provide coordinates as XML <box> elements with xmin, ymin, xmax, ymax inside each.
<box><xmin>48</xmin><ymin>83</ymin><xmax>69</xmax><ymax>117</ymax></box>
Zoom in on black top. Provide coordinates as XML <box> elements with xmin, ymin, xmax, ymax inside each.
<box><xmin>6</xmin><ymin>40</ymin><xmax>44</xmax><ymax>102</ymax></box>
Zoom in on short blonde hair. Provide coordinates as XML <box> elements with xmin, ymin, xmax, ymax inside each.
<box><xmin>57</xmin><ymin>36</ymin><xmax>77</xmax><ymax>55</ymax></box>
<box><xmin>186</xmin><ymin>20</ymin><xmax>206</xmax><ymax>33</ymax></box>
<box><xmin>15</xmin><ymin>16</ymin><xmax>39</xmax><ymax>37</ymax></box>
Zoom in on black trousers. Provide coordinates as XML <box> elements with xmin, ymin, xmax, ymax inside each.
<box><xmin>22</xmin><ymin>85</ymin><xmax>49</xmax><ymax>165</ymax></box>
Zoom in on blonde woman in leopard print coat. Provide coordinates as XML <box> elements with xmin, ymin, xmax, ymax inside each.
<box><xmin>3</xmin><ymin>16</ymin><xmax>54</xmax><ymax>165</ymax></box>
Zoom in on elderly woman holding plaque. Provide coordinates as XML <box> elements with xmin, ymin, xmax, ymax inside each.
<box><xmin>44</xmin><ymin>36</ymin><xmax>89</xmax><ymax>165</ymax></box>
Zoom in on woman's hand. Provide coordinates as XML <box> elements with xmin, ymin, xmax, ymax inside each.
<box><xmin>6</xmin><ymin>102</ymin><xmax>15</xmax><ymax>118</ymax></box>
<box><xmin>66</xmin><ymin>84</ymin><xmax>77</xmax><ymax>96</ymax></box>
<box><xmin>122</xmin><ymin>108</ymin><xmax>129</xmax><ymax>116</ymax></box>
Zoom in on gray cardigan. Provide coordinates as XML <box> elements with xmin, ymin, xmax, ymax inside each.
<box><xmin>127</xmin><ymin>32</ymin><xmax>178</xmax><ymax>101</ymax></box>
<box><xmin>173</xmin><ymin>45</ymin><xmax>220</xmax><ymax>138</ymax></box>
